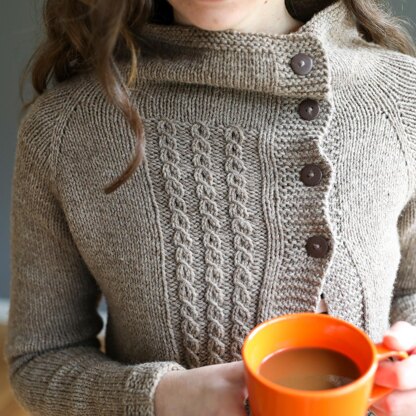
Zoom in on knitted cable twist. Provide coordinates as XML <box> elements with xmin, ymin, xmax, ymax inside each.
<box><xmin>225</xmin><ymin>126</ymin><xmax>254</xmax><ymax>361</ymax></box>
<box><xmin>158</xmin><ymin>118</ymin><xmax>200</xmax><ymax>368</ymax></box>
<box><xmin>191</xmin><ymin>122</ymin><xmax>226</xmax><ymax>365</ymax></box>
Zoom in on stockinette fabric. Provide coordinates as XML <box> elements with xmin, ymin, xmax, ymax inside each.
<box><xmin>6</xmin><ymin>1</ymin><xmax>416</xmax><ymax>415</ymax></box>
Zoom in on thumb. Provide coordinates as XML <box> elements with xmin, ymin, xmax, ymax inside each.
<box><xmin>226</xmin><ymin>361</ymin><xmax>246</xmax><ymax>381</ymax></box>
<box><xmin>226</xmin><ymin>361</ymin><xmax>248</xmax><ymax>398</ymax></box>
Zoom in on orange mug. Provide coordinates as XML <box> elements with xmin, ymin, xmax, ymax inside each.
<box><xmin>242</xmin><ymin>313</ymin><xmax>408</xmax><ymax>416</ymax></box>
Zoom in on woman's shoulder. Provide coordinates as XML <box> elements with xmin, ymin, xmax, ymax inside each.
<box><xmin>20</xmin><ymin>70</ymin><xmax>102</xmax><ymax>132</ymax></box>
<box><xmin>365</xmin><ymin>46</ymin><xmax>416</xmax><ymax>155</ymax></box>
<box><xmin>374</xmin><ymin>46</ymin><xmax>416</xmax><ymax>88</ymax></box>
<box><xmin>16</xmin><ymin>71</ymin><xmax>107</xmax><ymax>180</ymax></box>
<box><xmin>332</xmin><ymin>38</ymin><xmax>416</xmax><ymax>115</ymax></box>
<box><xmin>350</xmin><ymin>39</ymin><xmax>416</xmax><ymax>94</ymax></box>
<box><xmin>18</xmin><ymin>70</ymin><xmax>108</xmax><ymax>153</ymax></box>
<box><xmin>370</xmin><ymin>47</ymin><xmax>416</xmax><ymax>126</ymax></box>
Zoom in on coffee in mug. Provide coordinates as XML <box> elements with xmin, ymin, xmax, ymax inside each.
<box><xmin>259</xmin><ymin>347</ymin><xmax>361</xmax><ymax>391</ymax></box>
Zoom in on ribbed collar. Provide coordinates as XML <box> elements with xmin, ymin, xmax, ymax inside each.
<box><xmin>136</xmin><ymin>0</ymin><xmax>358</xmax><ymax>99</ymax></box>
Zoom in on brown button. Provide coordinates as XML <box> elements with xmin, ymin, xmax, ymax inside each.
<box><xmin>300</xmin><ymin>164</ymin><xmax>323</xmax><ymax>186</ymax></box>
<box><xmin>306</xmin><ymin>236</ymin><xmax>329</xmax><ymax>258</ymax></box>
<box><xmin>290</xmin><ymin>53</ymin><xmax>314</xmax><ymax>75</ymax></box>
<box><xmin>299</xmin><ymin>99</ymin><xmax>320</xmax><ymax>121</ymax></box>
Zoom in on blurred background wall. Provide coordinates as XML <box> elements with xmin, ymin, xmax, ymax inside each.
<box><xmin>0</xmin><ymin>0</ymin><xmax>415</xmax><ymax>319</ymax></box>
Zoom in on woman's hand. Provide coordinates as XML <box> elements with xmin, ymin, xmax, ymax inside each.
<box><xmin>154</xmin><ymin>361</ymin><xmax>248</xmax><ymax>416</ymax></box>
<box><xmin>371</xmin><ymin>321</ymin><xmax>416</xmax><ymax>415</ymax></box>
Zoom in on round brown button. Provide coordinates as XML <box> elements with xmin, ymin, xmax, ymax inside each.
<box><xmin>299</xmin><ymin>99</ymin><xmax>320</xmax><ymax>121</ymax></box>
<box><xmin>290</xmin><ymin>53</ymin><xmax>314</xmax><ymax>75</ymax></box>
<box><xmin>306</xmin><ymin>236</ymin><xmax>329</xmax><ymax>258</ymax></box>
<box><xmin>300</xmin><ymin>164</ymin><xmax>323</xmax><ymax>186</ymax></box>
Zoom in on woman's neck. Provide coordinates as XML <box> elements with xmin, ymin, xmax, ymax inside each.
<box><xmin>171</xmin><ymin>0</ymin><xmax>304</xmax><ymax>35</ymax></box>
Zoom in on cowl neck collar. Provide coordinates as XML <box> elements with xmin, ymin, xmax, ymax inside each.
<box><xmin>134</xmin><ymin>0</ymin><xmax>358</xmax><ymax>99</ymax></box>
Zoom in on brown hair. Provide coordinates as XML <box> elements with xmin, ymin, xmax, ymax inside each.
<box><xmin>22</xmin><ymin>0</ymin><xmax>416</xmax><ymax>194</ymax></box>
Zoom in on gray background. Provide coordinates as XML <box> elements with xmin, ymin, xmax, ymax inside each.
<box><xmin>0</xmin><ymin>1</ymin><xmax>415</xmax><ymax>304</ymax></box>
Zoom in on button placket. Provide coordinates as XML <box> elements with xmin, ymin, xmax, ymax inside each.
<box><xmin>257</xmin><ymin>43</ymin><xmax>335</xmax><ymax>322</ymax></box>
<box><xmin>290</xmin><ymin>53</ymin><xmax>331</xmax><ymax>260</ymax></box>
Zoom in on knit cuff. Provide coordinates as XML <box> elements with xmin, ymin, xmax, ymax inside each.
<box><xmin>124</xmin><ymin>361</ymin><xmax>186</xmax><ymax>416</ymax></box>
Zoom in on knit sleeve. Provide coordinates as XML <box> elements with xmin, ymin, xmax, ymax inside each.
<box><xmin>390</xmin><ymin>192</ymin><xmax>416</xmax><ymax>326</ymax></box>
<box><xmin>5</xmin><ymin>96</ymin><xmax>185</xmax><ymax>416</ymax></box>
<box><xmin>389</xmin><ymin>53</ymin><xmax>416</xmax><ymax>326</ymax></box>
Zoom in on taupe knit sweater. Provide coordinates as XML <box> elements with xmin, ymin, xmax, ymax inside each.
<box><xmin>6</xmin><ymin>1</ymin><xmax>416</xmax><ymax>415</ymax></box>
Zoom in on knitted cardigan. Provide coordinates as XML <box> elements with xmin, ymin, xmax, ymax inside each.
<box><xmin>6</xmin><ymin>1</ymin><xmax>416</xmax><ymax>415</ymax></box>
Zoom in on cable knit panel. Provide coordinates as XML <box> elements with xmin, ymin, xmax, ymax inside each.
<box><xmin>190</xmin><ymin>122</ymin><xmax>226</xmax><ymax>365</ymax></box>
<box><xmin>157</xmin><ymin>118</ymin><xmax>201</xmax><ymax>368</ymax></box>
<box><xmin>145</xmin><ymin>116</ymin><xmax>265</xmax><ymax>366</ymax></box>
<box><xmin>224</xmin><ymin>126</ymin><xmax>255</xmax><ymax>361</ymax></box>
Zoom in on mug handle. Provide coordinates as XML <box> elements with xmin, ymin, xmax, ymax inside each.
<box><xmin>368</xmin><ymin>343</ymin><xmax>409</xmax><ymax>407</ymax></box>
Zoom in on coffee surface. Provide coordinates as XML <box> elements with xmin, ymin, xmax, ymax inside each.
<box><xmin>259</xmin><ymin>347</ymin><xmax>361</xmax><ymax>391</ymax></box>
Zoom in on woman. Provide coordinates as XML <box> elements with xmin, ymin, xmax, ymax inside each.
<box><xmin>6</xmin><ymin>0</ymin><xmax>416</xmax><ymax>415</ymax></box>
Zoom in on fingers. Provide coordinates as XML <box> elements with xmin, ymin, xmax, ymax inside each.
<box><xmin>375</xmin><ymin>355</ymin><xmax>416</xmax><ymax>390</ymax></box>
<box><xmin>229</xmin><ymin>362</ymin><xmax>249</xmax><ymax>403</ymax></box>
<box><xmin>370</xmin><ymin>389</ymin><xmax>416</xmax><ymax>416</ymax></box>
<box><xmin>383</xmin><ymin>322</ymin><xmax>416</xmax><ymax>352</ymax></box>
